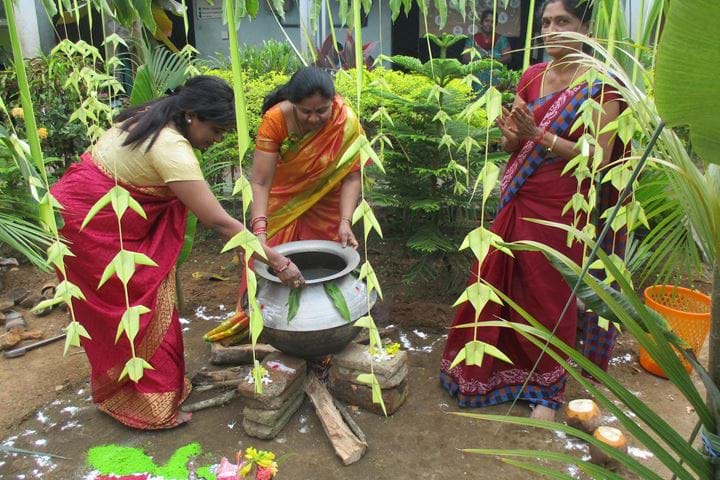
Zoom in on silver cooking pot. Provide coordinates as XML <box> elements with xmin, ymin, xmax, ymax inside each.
<box><xmin>254</xmin><ymin>240</ymin><xmax>377</xmax><ymax>358</ymax></box>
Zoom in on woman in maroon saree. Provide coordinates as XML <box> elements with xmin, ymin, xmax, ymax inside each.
<box><xmin>440</xmin><ymin>0</ymin><xmax>627</xmax><ymax>421</ymax></box>
<box><xmin>51</xmin><ymin>76</ymin><xmax>304</xmax><ymax>429</ymax></box>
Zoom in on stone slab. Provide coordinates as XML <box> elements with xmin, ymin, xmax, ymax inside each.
<box><xmin>0</xmin><ymin>299</ymin><xmax>14</xmax><ymax>312</ymax></box>
<box><xmin>330</xmin><ymin>363</ymin><xmax>408</xmax><ymax>390</ymax></box>
<box><xmin>329</xmin><ymin>376</ymin><xmax>408</xmax><ymax>416</ymax></box>
<box><xmin>242</xmin><ymin>388</ymin><xmax>305</xmax><ymax>439</ymax></box>
<box><xmin>332</xmin><ymin>342</ymin><xmax>407</xmax><ymax>379</ymax></box>
<box><xmin>210</xmin><ymin>342</ymin><xmax>277</xmax><ymax>365</ymax></box>
<box><xmin>237</xmin><ymin>353</ymin><xmax>307</xmax><ymax>407</ymax></box>
<box><xmin>6</xmin><ymin>288</ymin><xmax>30</xmax><ymax>306</ymax></box>
<box><xmin>243</xmin><ymin>387</ymin><xmax>306</xmax><ymax>428</ymax></box>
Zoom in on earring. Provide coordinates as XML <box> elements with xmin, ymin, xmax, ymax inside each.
<box><xmin>187</xmin><ymin>118</ymin><xmax>192</xmax><ymax>124</ymax></box>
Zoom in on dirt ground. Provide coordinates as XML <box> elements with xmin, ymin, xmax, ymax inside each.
<box><xmin>0</xmin><ymin>235</ymin><xmax>710</xmax><ymax>479</ymax></box>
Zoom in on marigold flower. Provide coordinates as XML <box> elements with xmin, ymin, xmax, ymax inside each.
<box><xmin>37</xmin><ymin>127</ymin><xmax>48</xmax><ymax>139</ymax></box>
<box><xmin>11</xmin><ymin>107</ymin><xmax>24</xmax><ymax>119</ymax></box>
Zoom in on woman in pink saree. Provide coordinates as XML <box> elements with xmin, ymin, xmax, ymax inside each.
<box><xmin>52</xmin><ymin>76</ymin><xmax>304</xmax><ymax>429</ymax></box>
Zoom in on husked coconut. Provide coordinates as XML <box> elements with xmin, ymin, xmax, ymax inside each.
<box><xmin>589</xmin><ymin>426</ymin><xmax>628</xmax><ymax>471</ymax></box>
<box><xmin>565</xmin><ymin>399</ymin><xmax>602</xmax><ymax>434</ymax></box>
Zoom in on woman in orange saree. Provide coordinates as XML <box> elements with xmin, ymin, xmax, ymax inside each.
<box><xmin>51</xmin><ymin>76</ymin><xmax>303</xmax><ymax>429</ymax></box>
<box><xmin>250</xmin><ymin>67</ymin><xmax>362</xmax><ymax>274</ymax></box>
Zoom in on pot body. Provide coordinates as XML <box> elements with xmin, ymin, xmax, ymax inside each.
<box><xmin>255</xmin><ymin>240</ymin><xmax>377</xmax><ymax>358</ymax></box>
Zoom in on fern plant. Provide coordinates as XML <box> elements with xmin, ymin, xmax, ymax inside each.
<box><xmin>370</xmin><ymin>49</ymin><xmax>507</xmax><ymax>288</ymax></box>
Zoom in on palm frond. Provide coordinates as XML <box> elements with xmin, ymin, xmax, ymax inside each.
<box><xmin>129</xmin><ymin>42</ymin><xmax>193</xmax><ymax>105</ymax></box>
<box><xmin>0</xmin><ymin>212</ymin><xmax>52</xmax><ymax>270</ymax></box>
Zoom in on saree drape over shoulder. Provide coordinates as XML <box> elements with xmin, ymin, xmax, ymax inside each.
<box><xmin>51</xmin><ymin>153</ymin><xmax>191</xmax><ymax>429</ymax></box>
<box><xmin>440</xmin><ymin>63</ymin><xmax>627</xmax><ymax>410</ymax></box>
<box><xmin>254</xmin><ymin>95</ymin><xmax>362</xmax><ymax>245</ymax></box>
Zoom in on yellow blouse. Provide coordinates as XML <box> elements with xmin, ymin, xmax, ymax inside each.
<box><xmin>91</xmin><ymin>126</ymin><xmax>204</xmax><ymax>186</ymax></box>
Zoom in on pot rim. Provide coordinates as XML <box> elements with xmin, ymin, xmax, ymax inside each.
<box><xmin>254</xmin><ymin>240</ymin><xmax>361</xmax><ymax>285</ymax></box>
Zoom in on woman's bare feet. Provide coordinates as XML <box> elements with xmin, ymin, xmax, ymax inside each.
<box><xmin>173</xmin><ymin>410</ymin><xmax>192</xmax><ymax>427</ymax></box>
<box><xmin>529</xmin><ymin>404</ymin><xmax>557</xmax><ymax>422</ymax></box>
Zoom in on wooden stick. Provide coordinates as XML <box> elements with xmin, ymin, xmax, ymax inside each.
<box><xmin>180</xmin><ymin>390</ymin><xmax>238</xmax><ymax>413</ymax></box>
<box><xmin>305</xmin><ymin>373</ymin><xmax>367</xmax><ymax>465</ymax></box>
<box><xmin>333</xmin><ymin>399</ymin><xmax>367</xmax><ymax>445</ymax></box>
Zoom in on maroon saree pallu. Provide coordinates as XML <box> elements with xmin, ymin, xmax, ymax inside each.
<box><xmin>51</xmin><ymin>153</ymin><xmax>190</xmax><ymax>429</ymax></box>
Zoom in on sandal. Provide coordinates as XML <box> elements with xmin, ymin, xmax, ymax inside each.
<box><xmin>33</xmin><ymin>282</ymin><xmax>57</xmax><ymax>317</ymax></box>
<box><xmin>4</xmin><ymin>310</ymin><xmax>27</xmax><ymax>332</ymax></box>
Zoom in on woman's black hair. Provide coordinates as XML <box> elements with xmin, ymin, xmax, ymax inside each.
<box><xmin>480</xmin><ymin>10</ymin><xmax>494</xmax><ymax>23</ymax></box>
<box><xmin>261</xmin><ymin>67</ymin><xmax>335</xmax><ymax>114</ymax></box>
<box><xmin>540</xmin><ymin>0</ymin><xmax>592</xmax><ymax>25</ymax></box>
<box><xmin>114</xmin><ymin>75</ymin><xmax>235</xmax><ymax>151</ymax></box>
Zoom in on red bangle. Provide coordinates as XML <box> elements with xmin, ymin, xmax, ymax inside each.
<box><xmin>534</xmin><ymin>128</ymin><xmax>546</xmax><ymax>144</ymax></box>
<box><xmin>250</xmin><ymin>216</ymin><xmax>267</xmax><ymax>226</ymax></box>
<box><xmin>275</xmin><ymin>258</ymin><xmax>291</xmax><ymax>273</ymax></box>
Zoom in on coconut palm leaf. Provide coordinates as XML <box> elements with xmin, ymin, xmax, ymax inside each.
<box><xmin>455</xmin><ymin>316</ymin><xmax>705</xmax><ymax>480</ymax></box>
<box><xmin>508</xmin><ymin>234</ymin><xmax>717</xmax><ymax>429</ymax></box>
<box><xmin>455</xmin><ymin>413</ymin><xmax>660</xmax><ymax>480</ymax></box>
<box><xmin>129</xmin><ymin>42</ymin><xmax>192</xmax><ymax>106</ymax></box>
<box><xmin>455</xmin><ymin>234</ymin><xmax>715</xmax><ymax>477</ymax></box>
<box><xmin>498</xmin><ymin>459</ymin><xmax>576</xmax><ymax>480</ymax></box>
<box><xmin>0</xmin><ymin>211</ymin><xmax>53</xmax><ymax>270</ymax></box>
<box><xmin>465</xmin><ymin>448</ymin><xmax>626</xmax><ymax>480</ymax></box>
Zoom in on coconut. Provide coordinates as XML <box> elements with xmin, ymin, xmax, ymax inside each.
<box><xmin>589</xmin><ymin>426</ymin><xmax>628</xmax><ymax>471</ymax></box>
<box><xmin>564</xmin><ymin>399</ymin><xmax>602</xmax><ymax>434</ymax></box>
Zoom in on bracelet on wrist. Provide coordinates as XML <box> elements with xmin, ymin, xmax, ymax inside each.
<box><xmin>275</xmin><ymin>258</ymin><xmax>291</xmax><ymax>273</ymax></box>
<box><xmin>549</xmin><ymin>134</ymin><xmax>559</xmax><ymax>152</ymax></box>
<box><xmin>340</xmin><ymin>216</ymin><xmax>352</xmax><ymax>225</ymax></box>
<box><xmin>250</xmin><ymin>216</ymin><xmax>268</xmax><ymax>228</ymax></box>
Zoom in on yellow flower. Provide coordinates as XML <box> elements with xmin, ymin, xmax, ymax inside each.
<box><xmin>255</xmin><ymin>451</ymin><xmax>276</xmax><ymax>468</ymax></box>
<box><xmin>385</xmin><ymin>342</ymin><xmax>401</xmax><ymax>356</ymax></box>
<box><xmin>37</xmin><ymin>127</ymin><xmax>48</xmax><ymax>139</ymax></box>
<box><xmin>245</xmin><ymin>447</ymin><xmax>276</xmax><ymax>468</ymax></box>
<box><xmin>238</xmin><ymin>462</ymin><xmax>253</xmax><ymax>478</ymax></box>
<box><xmin>245</xmin><ymin>447</ymin><xmax>258</xmax><ymax>462</ymax></box>
<box><xmin>11</xmin><ymin>107</ymin><xmax>24</xmax><ymax>119</ymax></box>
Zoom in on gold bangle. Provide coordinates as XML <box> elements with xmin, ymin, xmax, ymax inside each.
<box><xmin>549</xmin><ymin>134</ymin><xmax>559</xmax><ymax>152</ymax></box>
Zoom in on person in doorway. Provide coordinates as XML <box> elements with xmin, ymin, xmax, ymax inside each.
<box><xmin>51</xmin><ymin>75</ymin><xmax>304</xmax><ymax>430</ymax></box>
<box><xmin>249</xmin><ymin>67</ymin><xmax>362</xmax><ymax>261</ymax></box>
<box><xmin>440</xmin><ymin>0</ymin><xmax>627</xmax><ymax>421</ymax></box>
<box><xmin>463</xmin><ymin>10</ymin><xmax>512</xmax><ymax>66</ymax></box>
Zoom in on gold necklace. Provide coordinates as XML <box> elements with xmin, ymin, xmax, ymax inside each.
<box><xmin>292</xmin><ymin>105</ymin><xmax>306</xmax><ymax>138</ymax></box>
<box><xmin>541</xmin><ymin>59</ymin><xmax>584</xmax><ymax>97</ymax></box>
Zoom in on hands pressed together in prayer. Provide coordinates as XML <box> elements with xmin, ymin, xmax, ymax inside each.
<box><xmin>496</xmin><ymin>98</ymin><xmax>543</xmax><ymax>150</ymax></box>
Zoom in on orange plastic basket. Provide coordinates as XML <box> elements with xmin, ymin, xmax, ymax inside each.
<box><xmin>639</xmin><ymin>285</ymin><xmax>711</xmax><ymax>378</ymax></box>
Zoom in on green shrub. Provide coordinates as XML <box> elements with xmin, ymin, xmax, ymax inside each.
<box><xmin>0</xmin><ymin>54</ymin><xmax>91</xmax><ymax>167</ymax></box>
<box><xmin>200</xmin><ymin>40</ymin><xmax>302</xmax><ymax>76</ymax></box>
